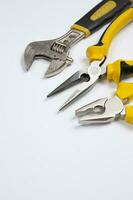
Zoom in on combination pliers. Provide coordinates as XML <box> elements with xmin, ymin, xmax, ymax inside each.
<box><xmin>47</xmin><ymin>8</ymin><xmax>133</xmax><ymax>111</ymax></box>
<box><xmin>76</xmin><ymin>82</ymin><xmax>133</xmax><ymax>125</ymax></box>
<box><xmin>24</xmin><ymin>0</ymin><xmax>132</xmax><ymax>78</ymax></box>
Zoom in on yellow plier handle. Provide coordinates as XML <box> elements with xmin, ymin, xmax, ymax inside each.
<box><xmin>107</xmin><ymin>60</ymin><xmax>133</xmax><ymax>83</ymax></box>
<box><xmin>116</xmin><ymin>82</ymin><xmax>133</xmax><ymax>124</ymax></box>
<box><xmin>87</xmin><ymin>8</ymin><xmax>133</xmax><ymax>61</ymax></box>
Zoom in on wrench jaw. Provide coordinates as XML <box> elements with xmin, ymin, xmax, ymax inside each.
<box><xmin>24</xmin><ymin>42</ymin><xmax>37</xmax><ymax>71</ymax></box>
<box><xmin>45</xmin><ymin>57</ymin><xmax>73</xmax><ymax>78</ymax></box>
<box><xmin>24</xmin><ymin>39</ymin><xmax>71</xmax><ymax>77</ymax></box>
<box><xmin>24</xmin><ymin>40</ymin><xmax>54</xmax><ymax>71</ymax></box>
<box><xmin>24</xmin><ymin>29</ymin><xmax>85</xmax><ymax>77</ymax></box>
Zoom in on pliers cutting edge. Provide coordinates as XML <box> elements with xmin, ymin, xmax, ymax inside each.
<box><xmin>47</xmin><ymin>8</ymin><xmax>133</xmax><ymax>111</ymax></box>
<box><xmin>76</xmin><ymin>82</ymin><xmax>133</xmax><ymax>125</ymax></box>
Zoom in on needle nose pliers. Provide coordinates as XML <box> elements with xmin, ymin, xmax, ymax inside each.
<box><xmin>47</xmin><ymin>8</ymin><xmax>133</xmax><ymax>111</ymax></box>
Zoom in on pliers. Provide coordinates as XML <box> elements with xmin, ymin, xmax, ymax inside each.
<box><xmin>47</xmin><ymin>8</ymin><xmax>133</xmax><ymax>111</ymax></box>
<box><xmin>24</xmin><ymin>0</ymin><xmax>132</xmax><ymax>78</ymax></box>
<box><xmin>76</xmin><ymin>82</ymin><xmax>133</xmax><ymax>125</ymax></box>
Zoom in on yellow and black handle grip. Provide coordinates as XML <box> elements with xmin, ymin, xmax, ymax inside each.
<box><xmin>87</xmin><ymin>8</ymin><xmax>133</xmax><ymax>61</ymax></box>
<box><xmin>107</xmin><ymin>60</ymin><xmax>133</xmax><ymax>83</ymax></box>
<box><xmin>116</xmin><ymin>82</ymin><xmax>133</xmax><ymax>124</ymax></box>
<box><xmin>71</xmin><ymin>0</ymin><xmax>132</xmax><ymax>37</ymax></box>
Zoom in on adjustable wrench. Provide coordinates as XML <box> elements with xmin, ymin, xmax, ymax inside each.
<box><xmin>24</xmin><ymin>0</ymin><xmax>132</xmax><ymax>78</ymax></box>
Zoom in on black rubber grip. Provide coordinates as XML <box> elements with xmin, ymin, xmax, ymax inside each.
<box><xmin>75</xmin><ymin>0</ymin><xmax>132</xmax><ymax>33</ymax></box>
<box><xmin>121</xmin><ymin>61</ymin><xmax>133</xmax><ymax>80</ymax></box>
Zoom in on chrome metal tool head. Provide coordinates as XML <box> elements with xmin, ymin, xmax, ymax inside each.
<box><xmin>47</xmin><ymin>70</ymin><xmax>90</xmax><ymax>97</ymax></box>
<box><xmin>56</xmin><ymin>58</ymin><xmax>107</xmax><ymax>111</ymax></box>
<box><xmin>76</xmin><ymin>96</ymin><xmax>125</xmax><ymax>125</ymax></box>
<box><xmin>24</xmin><ymin>30</ymin><xmax>85</xmax><ymax>78</ymax></box>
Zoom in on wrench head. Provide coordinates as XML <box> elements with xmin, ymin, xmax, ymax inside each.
<box><xmin>24</xmin><ymin>39</ymin><xmax>72</xmax><ymax>78</ymax></box>
<box><xmin>24</xmin><ymin>29</ymin><xmax>85</xmax><ymax>78</ymax></box>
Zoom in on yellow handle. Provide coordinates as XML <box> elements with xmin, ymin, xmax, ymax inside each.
<box><xmin>107</xmin><ymin>60</ymin><xmax>133</xmax><ymax>83</ymax></box>
<box><xmin>116</xmin><ymin>82</ymin><xmax>133</xmax><ymax>100</ymax></box>
<box><xmin>87</xmin><ymin>8</ymin><xmax>133</xmax><ymax>62</ymax></box>
<box><xmin>71</xmin><ymin>0</ymin><xmax>118</xmax><ymax>37</ymax></box>
<box><xmin>125</xmin><ymin>106</ymin><xmax>133</xmax><ymax>124</ymax></box>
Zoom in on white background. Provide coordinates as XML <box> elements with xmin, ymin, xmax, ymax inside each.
<box><xmin>0</xmin><ymin>0</ymin><xmax>133</xmax><ymax>199</ymax></box>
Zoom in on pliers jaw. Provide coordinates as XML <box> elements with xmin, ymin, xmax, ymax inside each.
<box><xmin>47</xmin><ymin>59</ymin><xmax>106</xmax><ymax>111</ymax></box>
<box><xmin>47</xmin><ymin>70</ymin><xmax>89</xmax><ymax>97</ymax></box>
<box><xmin>58</xmin><ymin>59</ymin><xmax>107</xmax><ymax>111</ymax></box>
<box><xmin>76</xmin><ymin>96</ymin><xmax>125</xmax><ymax>125</ymax></box>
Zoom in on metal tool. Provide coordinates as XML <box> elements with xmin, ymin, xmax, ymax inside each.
<box><xmin>47</xmin><ymin>8</ymin><xmax>133</xmax><ymax>110</ymax></box>
<box><xmin>24</xmin><ymin>0</ymin><xmax>132</xmax><ymax>78</ymax></box>
<box><xmin>76</xmin><ymin>82</ymin><xmax>133</xmax><ymax>125</ymax></box>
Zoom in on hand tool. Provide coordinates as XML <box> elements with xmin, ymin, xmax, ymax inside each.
<box><xmin>47</xmin><ymin>8</ymin><xmax>133</xmax><ymax>111</ymax></box>
<box><xmin>76</xmin><ymin>82</ymin><xmax>133</xmax><ymax>125</ymax></box>
<box><xmin>24</xmin><ymin>0</ymin><xmax>132</xmax><ymax>78</ymax></box>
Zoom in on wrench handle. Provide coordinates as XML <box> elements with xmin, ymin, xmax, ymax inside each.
<box><xmin>71</xmin><ymin>0</ymin><xmax>132</xmax><ymax>37</ymax></box>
